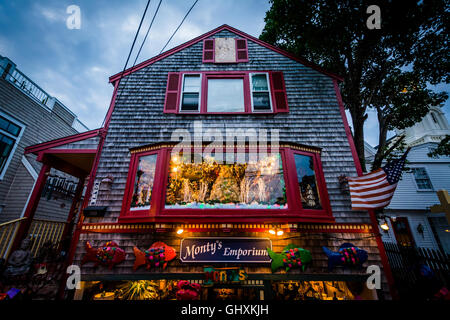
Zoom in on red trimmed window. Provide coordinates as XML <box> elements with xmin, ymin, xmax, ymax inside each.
<box><xmin>119</xmin><ymin>146</ymin><xmax>332</xmax><ymax>223</ymax></box>
<box><xmin>163</xmin><ymin>71</ymin><xmax>289</xmax><ymax>114</ymax></box>
<box><xmin>202</xmin><ymin>38</ymin><xmax>248</xmax><ymax>63</ymax></box>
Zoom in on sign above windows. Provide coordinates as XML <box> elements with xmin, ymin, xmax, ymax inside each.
<box><xmin>180</xmin><ymin>237</ymin><xmax>272</xmax><ymax>263</ymax></box>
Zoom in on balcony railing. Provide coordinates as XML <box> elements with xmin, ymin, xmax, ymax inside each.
<box><xmin>9</xmin><ymin>68</ymin><xmax>53</xmax><ymax>109</ymax></box>
<box><xmin>0</xmin><ymin>217</ymin><xmax>26</xmax><ymax>259</ymax></box>
<box><xmin>0</xmin><ymin>217</ymin><xmax>66</xmax><ymax>260</ymax></box>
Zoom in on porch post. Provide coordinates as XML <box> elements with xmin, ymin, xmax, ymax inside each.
<box><xmin>10</xmin><ymin>163</ymin><xmax>51</xmax><ymax>253</ymax></box>
<box><xmin>59</xmin><ymin>177</ymin><xmax>85</xmax><ymax>248</ymax></box>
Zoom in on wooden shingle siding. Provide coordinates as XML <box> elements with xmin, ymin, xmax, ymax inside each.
<box><xmin>52</xmin><ymin>101</ymin><xmax>75</xmax><ymax>127</ymax></box>
<box><xmin>52</xmin><ymin>136</ymin><xmax>100</xmax><ymax>150</ymax></box>
<box><xmin>0</xmin><ymin>77</ymin><xmax>80</xmax><ymax>222</ymax></box>
<box><xmin>74</xmin><ymin>28</ymin><xmax>390</xmax><ymax>299</ymax></box>
<box><xmin>91</xmin><ymin>29</ymin><xmax>367</xmax><ymax>224</ymax></box>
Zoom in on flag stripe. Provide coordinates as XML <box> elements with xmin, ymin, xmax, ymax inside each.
<box><xmin>351</xmin><ymin>199</ymin><xmax>393</xmax><ymax>210</ymax></box>
<box><xmin>347</xmin><ymin>169</ymin><xmax>384</xmax><ymax>182</ymax></box>
<box><xmin>349</xmin><ymin>181</ymin><xmax>392</xmax><ymax>194</ymax></box>
<box><xmin>348</xmin><ymin>174</ymin><xmax>386</xmax><ymax>187</ymax></box>
<box><xmin>349</xmin><ymin>178</ymin><xmax>390</xmax><ymax>191</ymax></box>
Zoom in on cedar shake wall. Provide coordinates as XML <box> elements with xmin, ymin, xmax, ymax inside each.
<box><xmin>90</xmin><ymin>29</ymin><xmax>368</xmax><ymax>224</ymax></box>
<box><xmin>0</xmin><ymin>77</ymin><xmax>79</xmax><ymax>222</ymax></box>
<box><xmin>74</xmin><ymin>29</ymin><xmax>390</xmax><ymax>299</ymax></box>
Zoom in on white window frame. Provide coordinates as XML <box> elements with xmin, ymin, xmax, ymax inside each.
<box><xmin>179</xmin><ymin>73</ymin><xmax>202</xmax><ymax>113</ymax></box>
<box><xmin>249</xmin><ymin>73</ymin><xmax>273</xmax><ymax>113</ymax></box>
<box><xmin>411</xmin><ymin>167</ymin><xmax>434</xmax><ymax>191</ymax></box>
<box><xmin>0</xmin><ymin>110</ymin><xmax>26</xmax><ymax>180</ymax></box>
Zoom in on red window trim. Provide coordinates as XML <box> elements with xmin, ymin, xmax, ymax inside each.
<box><xmin>202</xmin><ymin>38</ymin><xmax>249</xmax><ymax>64</ymax></box>
<box><xmin>119</xmin><ymin>146</ymin><xmax>333</xmax><ymax>223</ymax></box>
<box><xmin>119</xmin><ymin>149</ymin><xmax>165</xmax><ymax>219</ymax></box>
<box><xmin>165</xmin><ymin>70</ymin><xmax>288</xmax><ymax>115</ymax></box>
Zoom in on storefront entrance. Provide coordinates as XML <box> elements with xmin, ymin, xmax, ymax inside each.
<box><xmin>204</xmin><ymin>286</ymin><xmax>263</xmax><ymax>300</ymax></box>
<box><xmin>77</xmin><ymin>278</ymin><xmax>377</xmax><ymax>301</ymax></box>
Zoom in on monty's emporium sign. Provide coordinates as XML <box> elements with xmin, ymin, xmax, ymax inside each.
<box><xmin>180</xmin><ymin>237</ymin><xmax>272</xmax><ymax>263</ymax></box>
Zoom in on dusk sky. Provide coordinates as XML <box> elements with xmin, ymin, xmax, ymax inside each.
<box><xmin>0</xmin><ymin>0</ymin><xmax>448</xmax><ymax>147</ymax></box>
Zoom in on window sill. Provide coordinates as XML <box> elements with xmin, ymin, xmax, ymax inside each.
<box><xmin>117</xmin><ymin>213</ymin><xmax>335</xmax><ymax>224</ymax></box>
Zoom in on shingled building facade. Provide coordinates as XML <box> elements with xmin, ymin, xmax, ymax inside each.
<box><xmin>27</xmin><ymin>25</ymin><xmax>394</xmax><ymax>300</ymax></box>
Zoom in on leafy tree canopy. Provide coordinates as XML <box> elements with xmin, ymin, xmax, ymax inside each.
<box><xmin>260</xmin><ymin>0</ymin><xmax>449</xmax><ymax>171</ymax></box>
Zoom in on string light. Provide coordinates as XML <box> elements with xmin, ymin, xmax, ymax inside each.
<box><xmin>176</xmin><ymin>228</ymin><xmax>184</xmax><ymax>235</ymax></box>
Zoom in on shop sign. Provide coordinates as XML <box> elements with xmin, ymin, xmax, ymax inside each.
<box><xmin>203</xmin><ymin>267</ymin><xmax>247</xmax><ymax>286</ymax></box>
<box><xmin>180</xmin><ymin>237</ymin><xmax>272</xmax><ymax>263</ymax></box>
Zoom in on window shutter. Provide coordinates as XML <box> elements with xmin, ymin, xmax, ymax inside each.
<box><xmin>236</xmin><ymin>39</ymin><xmax>248</xmax><ymax>62</ymax></box>
<box><xmin>163</xmin><ymin>72</ymin><xmax>180</xmax><ymax>113</ymax></box>
<box><xmin>203</xmin><ymin>39</ymin><xmax>215</xmax><ymax>63</ymax></box>
<box><xmin>270</xmin><ymin>71</ymin><xmax>289</xmax><ymax>113</ymax></box>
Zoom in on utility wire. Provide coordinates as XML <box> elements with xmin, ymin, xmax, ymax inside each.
<box><xmin>111</xmin><ymin>0</ymin><xmax>199</xmax><ymax>117</ymax></box>
<box><xmin>159</xmin><ymin>0</ymin><xmax>199</xmax><ymax>54</ymax></box>
<box><xmin>101</xmin><ymin>0</ymin><xmax>152</xmax><ymax>127</ymax></box>
<box><xmin>133</xmin><ymin>0</ymin><xmax>163</xmax><ymax>69</ymax></box>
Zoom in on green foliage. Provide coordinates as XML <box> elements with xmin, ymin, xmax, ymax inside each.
<box><xmin>260</xmin><ymin>0</ymin><xmax>449</xmax><ymax>170</ymax></box>
<box><xmin>428</xmin><ymin>135</ymin><xmax>450</xmax><ymax>158</ymax></box>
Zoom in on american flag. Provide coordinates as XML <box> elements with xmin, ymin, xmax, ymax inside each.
<box><xmin>347</xmin><ymin>150</ymin><xmax>409</xmax><ymax>210</ymax></box>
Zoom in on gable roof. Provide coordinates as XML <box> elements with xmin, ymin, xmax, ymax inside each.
<box><xmin>108</xmin><ymin>24</ymin><xmax>343</xmax><ymax>84</ymax></box>
<box><xmin>24</xmin><ymin>128</ymin><xmax>101</xmax><ymax>155</ymax></box>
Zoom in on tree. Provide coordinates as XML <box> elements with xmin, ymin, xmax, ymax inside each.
<box><xmin>260</xmin><ymin>0</ymin><xmax>449</xmax><ymax>171</ymax></box>
<box><xmin>428</xmin><ymin>135</ymin><xmax>450</xmax><ymax>158</ymax></box>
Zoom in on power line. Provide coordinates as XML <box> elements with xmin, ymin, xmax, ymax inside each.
<box><xmin>118</xmin><ymin>0</ymin><xmax>152</xmax><ymax>83</ymax></box>
<box><xmin>133</xmin><ymin>0</ymin><xmax>163</xmax><ymax>69</ymax></box>
<box><xmin>159</xmin><ymin>0</ymin><xmax>200</xmax><ymax>54</ymax></box>
<box><xmin>102</xmin><ymin>0</ymin><xmax>152</xmax><ymax>127</ymax></box>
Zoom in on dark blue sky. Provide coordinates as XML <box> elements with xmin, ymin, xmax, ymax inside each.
<box><xmin>0</xmin><ymin>0</ymin><xmax>448</xmax><ymax>146</ymax></box>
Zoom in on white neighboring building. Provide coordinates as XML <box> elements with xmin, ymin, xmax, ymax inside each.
<box><xmin>366</xmin><ymin>107</ymin><xmax>450</xmax><ymax>254</ymax></box>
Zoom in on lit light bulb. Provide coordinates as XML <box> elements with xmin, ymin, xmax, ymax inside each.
<box><xmin>276</xmin><ymin>230</ymin><xmax>284</xmax><ymax>236</ymax></box>
<box><xmin>268</xmin><ymin>229</ymin><xmax>276</xmax><ymax>235</ymax></box>
<box><xmin>380</xmin><ymin>222</ymin><xmax>389</xmax><ymax>231</ymax></box>
<box><xmin>176</xmin><ymin>228</ymin><xmax>184</xmax><ymax>235</ymax></box>
<box><xmin>172</xmin><ymin>166</ymin><xmax>178</xmax><ymax>173</ymax></box>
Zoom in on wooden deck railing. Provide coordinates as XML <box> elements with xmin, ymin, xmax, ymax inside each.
<box><xmin>28</xmin><ymin>219</ymin><xmax>67</xmax><ymax>257</ymax></box>
<box><xmin>0</xmin><ymin>218</ymin><xmax>67</xmax><ymax>260</ymax></box>
<box><xmin>0</xmin><ymin>217</ymin><xmax>27</xmax><ymax>259</ymax></box>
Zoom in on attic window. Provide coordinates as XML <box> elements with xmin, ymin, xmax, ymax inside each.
<box><xmin>202</xmin><ymin>38</ymin><xmax>248</xmax><ymax>63</ymax></box>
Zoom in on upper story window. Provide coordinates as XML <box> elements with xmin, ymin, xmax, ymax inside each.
<box><xmin>119</xmin><ymin>144</ymin><xmax>332</xmax><ymax>223</ymax></box>
<box><xmin>203</xmin><ymin>38</ymin><xmax>248</xmax><ymax>63</ymax></box>
<box><xmin>250</xmin><ymin>73</ymin><xmax>272</xmax><ymax>112</ymax></box>
<box><xmin>164</xmin><ymin>71</ymin><xmax>288</xmax><ymax>114</ymax></box>
<box><xmin>180</xmin><ymin>74</ymin><xmax>201</xmax><ymax>112</ymax></box>
<box><xmin>0</xmin><ymin>111</ymin><xmax>25</xmax><ymax>179</ymax></box>
<box><xmin>207</xmin><ymin>76</ymin><xmax>245</xmax><ymax>113</ymax></box>
<box><xmin>412</xmin><ymin>167</ymin><xmax>433</xmax><ymax>190</ymax></box>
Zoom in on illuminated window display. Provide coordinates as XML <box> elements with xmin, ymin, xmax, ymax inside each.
<box><xmin>294</xmin><ymin>153</ymin><xmax>322</xmax><ymax>210</ymax></box>
<box><xmin>165</xmin><ymin>153</ymin><xmax>287</xmax><ymax>209</ymax></box>
<box><xmin>130</xmin><ymin>154</ymin><xmax>158</xmax><ymax>211</ymax></box>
